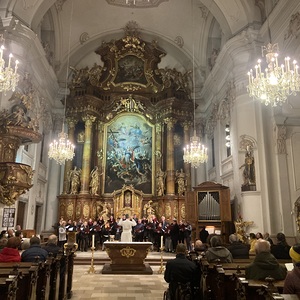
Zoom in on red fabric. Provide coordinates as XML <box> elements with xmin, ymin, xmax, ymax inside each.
<box><xmin>0</xmin><ymin>247</ymin><xmax>21</xmax><ymax>262</ymax></box>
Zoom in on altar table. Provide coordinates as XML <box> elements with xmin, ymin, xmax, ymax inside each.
<box><xmin>102</xmin><ymin>242</ymin><xmax>153</xmax><ymax>274</ymax></box>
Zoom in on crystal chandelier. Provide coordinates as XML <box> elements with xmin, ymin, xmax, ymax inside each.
<box><xmin>48</xmin><ymin>2</ymin><xmax>75</xmax><ymax>164</ymax></box>
<box><xmin>0</xmin><ymin>35</ymin><xmax>20</xmax><ymax>94</ymax></box>
<box><xmin>183</xmin><ymin>0</ymin><xmax>208</xmax><ymax>168</ymax></box>
<box><xmin>247</xmin><ymin>43</ymin><xmax>300</xmax><ymax>107</ymax></box>
<box><xmin>184</xmin><ymin>130</ymin><xmax>208</xmax><ymax>168</ymax></box>
<box><xmin>48</xmin><ymin>129</ymin><xmax>75</xmax><ymax>165</ymax></box>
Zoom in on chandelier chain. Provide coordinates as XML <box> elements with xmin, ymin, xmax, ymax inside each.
<box><xmin>48</xmin><ymin>1</ymin><xmax>75</xmax><ymax>165</ymax></box>
<box><xmin>183</xmin><ymin>0</ymin><xmax>208</xmax><ymax>168</ymax></box>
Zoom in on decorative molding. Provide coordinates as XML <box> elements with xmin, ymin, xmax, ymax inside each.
<box><xmin>106</xmin><ymin>0</ymin><xmax>168</xmax><ymax>8</ymax></box>
<box><xmin>80</xmin><ymin>32</ymin><xmax>90</xmax><ymax>45</ymax></box>
<box><xmin>285</xmin><ymin>11</ymin><xmax>300</xmax><ymax>40</ymax></box>
<box><xmin>174</xmin><ymin>36</ymin><xmax>184</xmax><ymax>48</ymax></box>
<box><xmin>274</xmin><ymin>125</ymin><xmax>287</xmax><ymax>154</ymax></box>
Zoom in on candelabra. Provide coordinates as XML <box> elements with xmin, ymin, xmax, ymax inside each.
<box><xmin>157</xmin><ymin>246</ymin><xmax>165</xmax><ymax>274</ymax></box>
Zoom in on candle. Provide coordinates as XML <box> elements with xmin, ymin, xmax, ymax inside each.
<box><xmin>160</xmin><ymin>235</ymin><xmax>163</xmax><ymax>248</ymax></box>
<box><xmin>92</xmin><ymin>234</ymin><xmax>95</xmax><ymax>249</ymax></box>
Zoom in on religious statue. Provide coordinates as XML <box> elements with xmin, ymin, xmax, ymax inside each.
<box><xmin>156</xmin><ymin>168</ymin><xmax>166</xmax><ymax>196</ymax></box>
<box><xmin>176</xmin><ymin>169</ymin><xmax>186</xmax><ymax>196</ymax></box>
<box><xmin>240</xmin><ymin>147</ymin><xmax>255</xmax><ymax>186</ymax></box>
<box><xmin>99</xmin><ymin>202</ymin><xmax>110</xmax><ymax>221</ymax></box>
<box><xmin>68</xmin><ymin>167</ymin><xmax>82</xmax><ymax>195</ymax></box>
<box><xmin>89</xmin><ymin>166</ymin><xmax>102</xmax><ymax>195</ymax></box>
<box><xmin>143</xmin><ymin>200</ymin><xmax>155</xmax><ymax>219</ymax></box>
<box><xmin>234</xmin><ymin>217</ymin><xmax>254</xmax><ymax>243</ymax></box>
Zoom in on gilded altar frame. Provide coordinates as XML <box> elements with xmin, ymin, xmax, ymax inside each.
<box><xmin>112</xmin><ymin>185</ymin><xmax>143</xmax><ymax>218</ymax></box>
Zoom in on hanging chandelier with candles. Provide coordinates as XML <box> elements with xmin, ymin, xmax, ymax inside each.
<box><xmin>0</xmin><ymin>35</ymin><xmax>20</xmax><ymax>94</ymax></box>
<box><xmin>48</xmin><ymin>3</ymin><xmax>75</xmax><ymax>165</ymax></box>
<box><xmin>247</xmin><ymin>43</ymin><xmax>300</xmax><ymax>107</ymax></box>
<box><xmin>48</xmin><ymin>127</ymin><xmax>75</xmax><ymax>165</ymax></box>
<box><xmin>183</xmin><ymin>0</ymin><xmax>208</xmax><ymax>168</ymax></box>
<box><xmin>183</xmin><ymin>130</ymin><xmax>208</xmax><ymax>168</ymax></box>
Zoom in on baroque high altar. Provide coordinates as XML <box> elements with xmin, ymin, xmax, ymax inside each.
<box><xmin>58</xmin><ymin>25</ymin><xmax>195</xmax><ymax>223</ymax></box>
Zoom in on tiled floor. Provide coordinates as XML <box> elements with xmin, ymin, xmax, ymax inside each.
<box><xmin>71</xmin><ymin>251</ymin><xmax>171</xmax><ymax>300</ymax></box>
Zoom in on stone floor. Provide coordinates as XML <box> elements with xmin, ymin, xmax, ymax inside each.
<box><xmin>71</xmin><ymin>250</ymin><xmax>172</xmax><ymax>300</ymax></box>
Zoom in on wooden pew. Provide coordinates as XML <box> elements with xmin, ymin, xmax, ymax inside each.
<box><xmin>200</xmin><ymin>256</ymin><xmax>292</xmax><ymax>300</ymax></box>
<box><xmin>235</xmin><ymin>275</ymin><xmax>285</xmax><ymax>300</ymax></box>
<box><xmin>0</xmin><ymin>274</ymin><xmax>19</xmax><ymax>300</ymax></box>
<box><xmin>0</xmin><ymin>265</ymin><xmax>39</xmax><ymax>300</ymax></box>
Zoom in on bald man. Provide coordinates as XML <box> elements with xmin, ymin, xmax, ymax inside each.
<box><xmin>43</xmin><ymin>234</ymin><xmax>61</xmax><ymax>257</ymax></box>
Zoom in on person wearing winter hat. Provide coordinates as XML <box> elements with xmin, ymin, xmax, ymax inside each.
<box><xmin>283</xmin><ymin>244</ymin><xmax>300</xmax><ymax>296</ymax></box>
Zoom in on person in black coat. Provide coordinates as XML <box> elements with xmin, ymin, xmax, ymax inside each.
<box><xmin>271</xmin><ymin>232</ymin><xmax>291</xmax><ymax>259</ymax></box>
<box><xmin>21</xmin><ymin>236</ymin><xmax>48</xmax><ymax>262</ymax></box>
<box><xmin>227</xmin><ymin>234</ymin><xmax>250</xmax><ymax>259</ymax></box>
<box><xmin>164</xmin><ymin>243</ymin><xmax>199</xmax><ymax>299</ymax></box>
<box><xmin>43</xmin><ymin>234</ymin><xmax>61</xmax><ymax>257</ymax></box>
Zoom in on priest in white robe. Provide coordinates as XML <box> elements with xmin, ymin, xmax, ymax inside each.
<box><xmin>118</xmin><ymin>214</ymin><xmax>137</xmax><ymax>242</ymax></box>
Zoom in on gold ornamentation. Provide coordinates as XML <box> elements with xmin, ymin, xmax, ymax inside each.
<box><xmin>120</xmin><ymin>246</ymin><xmax>136</xmax><ymax>258</ymax></box>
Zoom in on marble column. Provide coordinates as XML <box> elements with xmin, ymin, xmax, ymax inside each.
<box><xmin>183</xmin><ymin>121</ymin><xmax>192</xmax><ymax>192</ymax></box>
<box><xmin>165</xmin><ymin>117</ymin><xmax>176</xmax><ymax>195</ymax></box>
<box><xmin>62</xmin><ymin>118</ymin><xmax>77</xmax><ymax>194</ymax></box>
<box><xmin>80</xmin><ymin>114</ymin><xmax>96</xmax><ymax>194</ymax></box>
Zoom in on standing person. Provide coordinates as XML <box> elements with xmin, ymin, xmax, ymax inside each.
<box><xmin>283</xmin><ymin>243</ymin><xmax>300</xmax><ymax>296</ymax></box>
<box><xmin>118</xmin><ymin>214</ymin><xmax>136</xmax><ymax>242</ymax></box>
<box><xmin>58</xmin><ymin>220</ymin><xmax>67</xmax><ymax>248</ymax></box>
<box><xmin>199</xmin><ymin>226</ymin><xmax>209</xmax><ymax>244</ymax></box>
<box><xmin>79</xmin><ymin>221</ymin><xmax>90</xmax><ymax>252</ymax></box>
<box><xmin>164</xmin><ymin>243</ymin><xmax>199</xmax><ymax>299</ymax></box>
<box><xmin>184</xmin><ymin>221</ymin><xmax>193</xmax><ymax>251</ymax></box>
<box><xmin>170</xmin><ymin>219</ymin><xmax>179</xmax><ymax>252</ymax></box>
<box><xmin>134</xmin><ymin>219</ymin><xmax>145</xmax><ymax>242</ymax></box>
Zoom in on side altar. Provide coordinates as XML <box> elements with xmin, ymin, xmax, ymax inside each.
<box><xmin>102</xmin><ymin>242</ymin><xmax>153</xmax><ymax>274</ymax></box>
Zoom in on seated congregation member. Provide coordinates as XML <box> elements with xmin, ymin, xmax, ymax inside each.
<box><xmin>205</xmin><ymin>235</ymin><xmax>233</xmax><ymax>263</ymax></box>
<box><xmin>283</xmin><ymin>243</ymin><xmax>300</xmax><ymax>296</ymax></box>
<box><xmin>263</xmin><ymin>232</ymin><xmax>274</xmax><ymax>245</ymax></box>
<box><xmin>21</xmin><ymin>236</ymin><xmax>48</xmax><ymax>262</ymax></box>
<box><xmin>248</xmin><ymin>232</ymin><xmax>257</xmax><ymax>255</ymax></box>
<box><xmin>0</xmin><ymin>237</ymin><xmax>21</xmax><ymax>262</ymax></box>
<box><xmin>245</xmin><ymin>239</ymin><xmax>287</xmax><ymax>280</ymax></box>
<box><xmin>227</xmin><ymin>233</ymin><xmax>249</xmax><ymax>259</ymax></box>
<box><xmin>271</xmin><ymin>232</ymin><xmax>291</xmax><ymax>259</ymax></box>
<box><xmin>43</xmin><ymin>234</ymin><xmax>61</xmax><ymax>257</ymax></box>
<box><xmin>164</xmin><ymin>243</ymin><xmax>199</xmax><ymax>299</ymax></box>
<box><xmin>194</xmin><ymin>239</ymin><xmax>207</xmax><ymax>253</ymax></box>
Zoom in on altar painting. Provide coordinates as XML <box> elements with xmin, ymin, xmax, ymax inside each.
<box><xmin>114</xmin><ymin>55</ymin><xmax>147</xmax><ymax>85</ymax></box>
<box><xmin>104</xmin><ymin>114</ymin><xmax>153</xmax><ymax>194</ymax></box>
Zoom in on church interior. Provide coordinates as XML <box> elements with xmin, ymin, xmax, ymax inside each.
<box><xmin>1</xmin><ymin>1</ymin><xmax>300</xmax><ymax>297</ymax></box>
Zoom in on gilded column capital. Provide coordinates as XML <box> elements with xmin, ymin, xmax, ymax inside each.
<box><xmin>155</xmin><ymin>123</ymin><xmax>162</xmax><ymax>133</ymax></box>
<box><xmin>164</xmin><ymin>117</ymin><xmax>176</xmax><ymax>131</ymax></box>
<box><xmin>82</xmin><ymin>114</ymin><xmax>96</xmax><ymax>126</ymax></box>
<box><xmin>66</xmin><ymin>117</ymin><xmax>78</xmax><ymax>129</ymax></box>
<box><xmin>182</xmin><ymin>121</ymin><xmax>192</xmax><ymax>131</ymax></box>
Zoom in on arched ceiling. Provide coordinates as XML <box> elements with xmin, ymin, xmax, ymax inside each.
<box><xmin>4</xmin><ymin>0</ymin><xmax>260</xmax><ymax>93</ymax></box>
